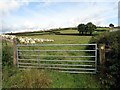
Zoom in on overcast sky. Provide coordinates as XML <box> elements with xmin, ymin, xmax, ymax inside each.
<box><xmin>0</xmin><ymin>0</ymin><xmax>119</xmax><ymax>33</ymax></box>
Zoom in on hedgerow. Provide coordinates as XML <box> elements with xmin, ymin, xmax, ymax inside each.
<box><xmin>89</xmin><ymin>30</ymin><xmax>120</xmax><ymax>88</ymax></box>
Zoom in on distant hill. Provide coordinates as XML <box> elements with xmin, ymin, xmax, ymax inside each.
<box><xmin>5</xmin><ymin>27</ymin><xmax>77</xmax><ymax>35</ymax></box>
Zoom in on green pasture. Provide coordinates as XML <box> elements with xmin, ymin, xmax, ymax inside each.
<box><xmin>2</xmin><ymin>28</ymin><xmax>104</xmax><ymax>88</ymax></box>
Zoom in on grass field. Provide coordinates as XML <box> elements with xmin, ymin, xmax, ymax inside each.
<box><xmin>16</xmin><ymin>29</ymin><xmax>92</xmax><ymax>43</ymax></box>
<box><xmin>48</xmin><ymin>70</ymin><xmax>101</xmax><ymax>88</ymax></box>
<box><xmin>2</xmin><ymin>28</ymin><xmax>105</xmax><ymax>88</ymax></box>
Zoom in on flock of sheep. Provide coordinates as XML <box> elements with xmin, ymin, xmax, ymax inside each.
<box><xmin>1</xmin><ymin>35</ymin><xmax>54</xmax><ymax>44</ymax></box>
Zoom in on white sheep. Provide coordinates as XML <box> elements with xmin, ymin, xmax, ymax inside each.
<box><xmin>40</xmin><ymin>39</ymin><xmax>44</xmax><ymax>42</ymax></box>
<box><xmin>1</xmin><ymin>35</ymin><xmax>54</xmax><ymax>44</ymax></box>
<box><xmin>49</xmin><ymin>39</ymin><xmax>54</xmax><ymax>42</ymax></box>
<box><xmin>19</xmin><ymin>37</ymin><xmax>26</xmax><ymax>44</ymax></box>
<box><xmin>1</xmin><ymin>35</ymin><xmax>16</xmax><ymax>40</ymax></box>
<box><xmin>30</xmin><ymin>40</ymin><xmax>36</xmax><ymax>44</ymax></box>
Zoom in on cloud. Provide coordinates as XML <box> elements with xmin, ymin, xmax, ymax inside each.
<box><xmin>41</xmin><ymin>0</ymin><xmax>119</xmax><ymax>2</ymax></box>
<box><xmin>1</xmin><ymin>1</ymin><xmax>118</xmax><ymax>33</ymax></box>
<box><xmin>61</xmin><ymin>4</ymin><xmax>112</xmax><ymax>26</ymax></box>
<box><xmin>0</xmin><ymin>0</ymin><xmax>29</xmax><ymax>14</ymax></box>
<box><xmin>0</xmin><ymin>0</ymin><xmax>30</xmax><ymax>33</ymax></box>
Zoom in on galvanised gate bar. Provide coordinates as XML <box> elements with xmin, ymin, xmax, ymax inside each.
<box><xmin>16</xmin><ymin>44</ymin><xmax>97</xmax><ymax>74</ymax></box>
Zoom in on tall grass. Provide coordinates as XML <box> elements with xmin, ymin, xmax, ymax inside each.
<box><xmin>3</xmin><ymin>68</ymin><xmax>51</xmax><ymax>88</ymax></box>
<box><xmin>2</xmin><ymin>40</ymin><xmax>52</xmax><ymax>88</ymax></box>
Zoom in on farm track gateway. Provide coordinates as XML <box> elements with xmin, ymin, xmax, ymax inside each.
<box><xmin>17</xmin><ymin>44</ymin><xmax>97</xmax><ymax>74</ymax></box>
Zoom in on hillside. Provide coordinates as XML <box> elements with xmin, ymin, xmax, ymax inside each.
<box><xmin>2</xmin><ymin>27</ymin><xmax>111</xmax><ymax>88</ymax></box>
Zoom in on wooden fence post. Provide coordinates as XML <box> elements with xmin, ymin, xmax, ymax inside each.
<box><xmin>99</xmin><ymin>44</ymin><xmax>106</xmax><ymax>65</ymax></box>
<box><xmin>13</xmin><ymin>38</ymin><xmax>17</xmax><ymax>66</ymax></box>
<box><xmin>99</xmin><ymin>44</ymin><xmax>106</xmax><ymax>74</ymax></box>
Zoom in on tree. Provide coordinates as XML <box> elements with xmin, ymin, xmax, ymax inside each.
<box><xmin>86</xmin><ymin>22</ymin><xmax>96</xmax><ymax>35</ymax></box>
<box><xmin>77</xmin><ymin>22</ymin><xmax>96</xmax><ymax>35</ymax></box>
<box><xmin>109</xmin><ymin>23</ymin><xmax>114</xmax><ymax>28</ymax></box>
<box><xmin>77</xmin><ymin>24</ymin><xmax>86</xmax><ymax>34</ymax></box>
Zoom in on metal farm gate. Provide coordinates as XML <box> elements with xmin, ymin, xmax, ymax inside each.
<box><xmin>16</xmin><ymin>44</ymin><xmax>97</xmax><ymax>74</ymax></box>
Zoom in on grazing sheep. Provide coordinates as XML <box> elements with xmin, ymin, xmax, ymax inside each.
<box><xmin>30</xmin><ymin>40</ymin><xmax>36</xmax><ymax>44</ymax></box>
<box><xmin>1</xmin><ymin>34</ymin><xmax>54</xmax><ymax>44</ymax></box>
<box><xmin>19</xmin><ymin>38</ymin><xmax>26</xmax><ymax>44</ymax></box>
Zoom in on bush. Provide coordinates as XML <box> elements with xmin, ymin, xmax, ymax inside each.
<box><xmin>89</xmin><ymin>30</ymin><xmax>120</xmax><ymax>88</ymax></box>
<box><xmin>2</xmin><ymin>40</ymin><xmax>13</xmax><ymax>66</ymax></box>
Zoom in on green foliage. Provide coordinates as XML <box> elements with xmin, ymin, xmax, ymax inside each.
<box><xmin>77</xmin><ymin>22</ymin><xmax>96</xmax><ymax>35</ymax></box>
<box><xmin>89</xmin><ymin>30</ymin><xmax>120</xmax><ymax>88</ymax></box>
<box><xmin>109</xmin><ymin>23</ymin><xmax>114</xmax><ymax>28</ymax></box>
<box><xmin>2</xmin><ymin>40</ymin><xmax>13</xmax><ymax>66</ymax></box>
<box><xmin>3</xmin><ymin>68</ymin><xmax>51</xmax><ymax>88</ymax></box>
<box><xmin>77</xmin><ymin>24</ymin><xmax>86</xmax><ymax>34</ymax></box>
<box><xmin>86</xmin><ymin>22</ymin><xmax>96</xmax><ymax>35</ymax></box>
<box><xmin>48</xmin><ymin>71</ymin><xmax>101</xmax><ymax>88</ymax></box>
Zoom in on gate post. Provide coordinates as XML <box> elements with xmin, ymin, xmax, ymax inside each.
<box><xmin>13</xmin><ymin>38</ymin><xmax>17</xmax><ymax>66</ymax></box>
<box><xmin>99</xmin><ymin>44</ymin><xmax>106</xmax><ymax>74</ymax></box>
<box><xmin>99</xmin><ymin>44</ymin><xmax>106</xmax><ymax>65</ymax></box>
